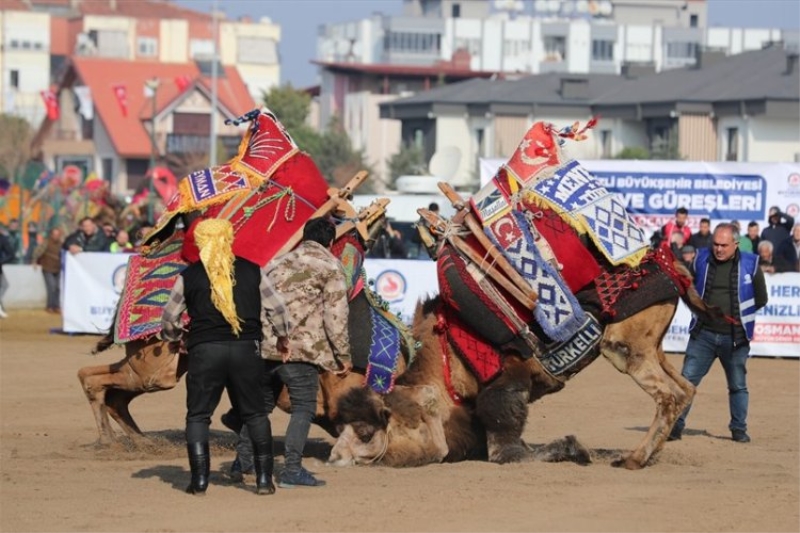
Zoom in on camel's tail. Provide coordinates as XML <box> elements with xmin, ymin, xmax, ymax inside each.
<box><xmin>92</xmin><ymin>307</ymin><xmax>119</xmax><ymax>354</ymax></box>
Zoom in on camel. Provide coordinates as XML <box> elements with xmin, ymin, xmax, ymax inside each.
<box><xmin>78</xmin><ymin>190</ymin><xmax>411</xmax><ymax>444</ymax></box>
<box><xmin>79</xmin><ymin>287</ymin><xmax>411</xmax><ymax>444</ymax></box>
<box><xmin>329</xmin><ymin>119</ymin><xmax>723</xmax><ymax>470</ymax></box>
<box><xmin>330</xmin><ymin>271</ymin><xmax>714</xmax><ymax>470</ymax></box>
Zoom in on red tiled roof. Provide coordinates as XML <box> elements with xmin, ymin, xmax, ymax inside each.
<box><xmin>72</xmin><ymin>57</ymin><xmax>255</xmax><ymax>158</ymax></box>
<box><xmin>0</xmin><ymin>0</ymin><xmax>31</xmax><ymax>10</ymax></box>
<box><xmin>312</xmin><ymin>60</ymin><xmax>501</xmax><ymax>79</ymax></box>
<box><xmin>25</xmin><ymin>0</ymin><xmax>212</xmax><ymax>20</ymax></box>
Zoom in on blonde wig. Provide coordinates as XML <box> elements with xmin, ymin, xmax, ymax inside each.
<box><xmin>194</xmin><ymin>218</ymin><xmax>242</xmax><ymax>335</ymax></box>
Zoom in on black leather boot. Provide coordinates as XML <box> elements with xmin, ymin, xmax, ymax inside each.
<box><xmin>252</xmin><ymin>442</ymin><xmax>275</xmax><ymax>495</ymax></box>
<box><xmin>186</xmin><ymin>442</ymin><xmax>210</xmax><ymax>495</ymax></box>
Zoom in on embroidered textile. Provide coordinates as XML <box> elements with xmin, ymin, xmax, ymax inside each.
<box><xmin>114</xmin><ymin>231</ymin><xmax>188</xmax><ymax>343</ymax></box>
<box><xmin>538</xmin><ymin>314</ymin><xmax>603</xmax><ymax>378</ymax></box>
<box><xmin>486</xmin><ymin>210</ymin><xmax>585</xmax><ymax>342</ymax></box>
<box><xmin>525</xmin><ymin>160</ymin><xmax>648</xmax><ymax>267</ymax></box>
<box><xmin>365</xmin><ymin>305</ymin><xmax>402</xmax><ymax>394</ymax></box>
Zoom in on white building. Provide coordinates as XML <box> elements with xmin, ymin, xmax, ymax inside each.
<box><xmin>315</xmin><ymin>0</ymin><xmax>799</xmax><ymax>184</ymax></box>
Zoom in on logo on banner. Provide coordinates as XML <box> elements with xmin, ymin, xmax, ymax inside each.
<box><xmin>112</xmin><ymin>264</ymin><xmax>128</xmax><ymax>294</ymax></box>
<box><xmin>785</xmin><ymin>203</ymin><xmax>799</xmax><ymax>218</ymax></box>
<box><xmin>788</xmin><ymin>173</ymin><xmax>800</xmax><ymax>188</ymax></box>
<box><xmin>375</xmin><ymin>270</ymin><xmax>406</xmax><ymax>303</ymax></box>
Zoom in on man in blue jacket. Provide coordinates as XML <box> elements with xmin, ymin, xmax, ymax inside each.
<box><xmin>669</xmin><ymin>223</ymin><xmax>768</xmax><ymax>443</ymax></box>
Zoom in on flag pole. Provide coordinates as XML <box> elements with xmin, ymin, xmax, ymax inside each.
<box><xmin>209</xmin><ymin>0</ymin><xmax>219</xmax><ymax>166</ymax></box>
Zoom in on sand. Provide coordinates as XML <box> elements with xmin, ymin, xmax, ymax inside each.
<box><xmin>1</xmin><ymin>309</ymin><xmax>798</xmax><ymax>532</ymax></box>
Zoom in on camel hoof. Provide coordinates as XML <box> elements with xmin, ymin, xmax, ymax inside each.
<box><xmin>491</xmin><ymin>444</ymin><xmax>529</xmax><ymax>464</ymax></box>
<box><xmin>611</xmin><ymin>455</ymin><xmax>644</xmax><ymax>470</ymax></box>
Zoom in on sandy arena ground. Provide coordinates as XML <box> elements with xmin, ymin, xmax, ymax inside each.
<box><xmin>1</xmin><ymin>309</ymin><xmax>798</xmax><ymax>532</ymax></box>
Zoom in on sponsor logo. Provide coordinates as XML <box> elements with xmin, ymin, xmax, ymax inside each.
<box><xmin>785</xmin><ymin>203</ymin><xmax>799</xmax><ymax>218</ymax></box>
<box><xmin>788</xmin><ymin>173</ymin><xmax>800</xmax><ymax>188</ymax></box>
<box><xmin>112</xmin><ymin>264</ymin><xmax>127</xmax><ymax>294</ymax></box>
<box><xmin>375</xmin><ymin>270</ymin><xmax>406</xmax><ymax>303</ymax></box>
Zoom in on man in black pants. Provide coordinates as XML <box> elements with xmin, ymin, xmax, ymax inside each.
<box><xmin>161</xmin><ymin>218</ymin><xmax>291</xmax><ymax>496</ymax></box>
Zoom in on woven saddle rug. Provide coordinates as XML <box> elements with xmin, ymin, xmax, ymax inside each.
<box><xmin>526</xmin><ymin>160</ymin><xmax>649</xmax><ymax>268</ymax></box>
<box><xmin>485</xmin><ymin>210</ymin><xmax>586</xmax><ymax>342</ymax></box>
<box><xmin>577</xmin><ymin>246</ymin><xmax>686</xmax><ymax>324</ymax></box>
<box><xmin>114</xmin><ymin>231</ymin><xmax>188</xmax><ymax>343</ymax></box>
<box><xmin>345</xmin><ymin>285</ymin><xmax>410</xmax><ymax>394</ymax></box>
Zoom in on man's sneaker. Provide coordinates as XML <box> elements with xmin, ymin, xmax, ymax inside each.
<box><xmin>667</xmin><ymin>426</ymin><xmax>682</xmax><ymax>441</ymax></box>
<box><xmin>278</xmin><ymin>468</ymin><xmax>326</xmax><ymax>488</ymax></box>
<box><xmin>731</xmin><ymin>429</ymin><xmax>751</xmax><ymax>443</ymax></box>
<box><xmin>228</xmin><ymin>456</ymin><xmax>253</xmax><ymax>482</ymax></box>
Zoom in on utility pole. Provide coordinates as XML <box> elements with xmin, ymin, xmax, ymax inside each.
<box><xmin>145</xmin><ymin>78</ymin><xmax>160</xmax><ymax>224</ymax></box>
<box><xmin>209</xmin><ymin>0</ymin><xmax>219</xmax><ymax>166</ymax></box>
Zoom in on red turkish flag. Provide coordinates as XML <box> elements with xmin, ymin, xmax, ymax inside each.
<box><xmin>40</xmin><ymin>89</ymin><xmax>60</xmax><ymax>120</ymax></box>
<box><xmin>111</xmin><ymin>83</ymin><xmax>128</xmax><ymax>117</ymax></box>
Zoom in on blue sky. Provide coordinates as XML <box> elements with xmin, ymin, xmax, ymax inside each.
<box><xmin>176</xmin><ymin>0</ymin><xmax>800</xmax><ymax>87</ymax></box>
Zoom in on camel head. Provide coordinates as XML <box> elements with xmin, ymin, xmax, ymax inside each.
<box><xmin>328</xmin><ymin>384</ymin><xmax>450</xmax><ymax>467</ymax></box>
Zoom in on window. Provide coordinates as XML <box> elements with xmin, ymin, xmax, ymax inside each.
<box><xmin>385</xmin><ymin>32</ymin><xmax>442</xmax><ymax>54</ymax></box>
<box><xmin>137</xmin><ymin>37</ymin><xmax>158</xmax><ymax>57</ymax></box>
<box><xmin>452</xmin><ymin>3</ymin><xmax>461</xmax><ymax>17</ymax></box>
<box><xmin>690</xmin><ymin>14</ymin><xmax>698</xmax><ymax>28</ymax></box>
<box><xmin>543</xmin><ymin>35</ymin><xmax>566</xmax><ymax>61</ymax></box>
<box><xmin>102</xmin><ymin>158</ymin><xmax>113</xmax><ymax>182</ymax></box>
<box><xmin>666</xmin><ymin>41</ymin><xmax>698</xmax><ymax>59</ymax></box>
<box><xmin>504</xmin><ymin>39</ymin><xmax>530</xmax><ymax>57</ymax></box>
<box><xmin>10</xmin><ymin>70</ymin><xmax>19</xmax><ymax>89</ymax></box>
<box><xmin>600</xmin><ymin>130</ymin><xmax>612</xmax><ymax>158</ymax></box>
<box><xmin>190</xmin><ymin>39</ymin><xmax>215</xmax><ymax>59</ymax></box>
<box><xmin>592</xmin><ymin>39</ymin><xmax>614</xmax><ymax>61</ymax></box>
<box><xmin>726</xmin><ymin>127</ymin><xmax>739</xmax><ymax>161</ymax></box>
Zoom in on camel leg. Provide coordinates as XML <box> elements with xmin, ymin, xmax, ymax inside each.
<box><xmin>77</xmin><ymin>365</ymin><xmax>118</xmax><ymax>444</ymax></box>
<box><xmin>105</xmin><ymin>389</ymin><xmax>146</xmax><ymax>439</ymax></box>
<box><xmin>475</xmin><ymin>359</ymin><xmax>531</xmax><ymax>464</ymax></box>
<box><xmin>658</xmin><ymin>347</ymin><xmax>696</xmax><ymax>417</ymax></box>
<box><xmin>601</xmin><ymin>332</ymin><xmax>684</xmax><ymax>469</ymax></box>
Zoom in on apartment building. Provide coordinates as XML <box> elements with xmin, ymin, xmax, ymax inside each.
<box><xmin>378</xmin><ymin>47</ymin><xmax>800</xmax><ymax>189</ymax></box>
<box><xmin>0</xmin><ymin>0</ymin><xmax>280</xmax><ymax>125</ymax></box>
<box><xmin>315</xmin><ymin>0</ymin><xmax>799</xmax><ymax>182</ymax></box>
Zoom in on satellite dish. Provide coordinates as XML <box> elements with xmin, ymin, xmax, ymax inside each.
<box><xmin>576</xmin><ymin>0</ymin><xmax>589</xmax><ymax>14</ymax></box>
<box><xmin>599</xmin><ymin>0</ymin><xmax>613</xmax><ymax>16</ymax></box>
<box><xmin>395</xmin><ymin>146</ymin><xmax>462</xmax><ymax>194</ymax></box>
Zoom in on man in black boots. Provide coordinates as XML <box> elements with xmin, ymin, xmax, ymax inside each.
<box><xmin>161</xmin><ymin>218</ymin><xmax>292</xmax><ymax>495</ymax></box>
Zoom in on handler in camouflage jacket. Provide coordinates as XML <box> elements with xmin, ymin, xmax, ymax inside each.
<box><xmin>232</xmin><ymin>217</ymin><xmax>352</xmax><ymax>488</ymax></box>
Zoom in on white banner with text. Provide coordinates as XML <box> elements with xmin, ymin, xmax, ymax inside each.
<box><xmin>62</xmin><ymin>252</ymin><xmax>129</xmax><ymax>334</ymax></box>
<box><xmin>64</xmin><ymin>254</ymin><xmax>798</xmax><ymax>357</ymax></box>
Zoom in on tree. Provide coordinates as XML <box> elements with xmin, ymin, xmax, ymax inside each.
<box><xmin>261</xmin><ymin>85</ymin><xmax>374</xmax><ymax>189</ymax></box>
<box><xmin>386</xmin><ymin>142</ymin><xmax>426</xmax><ymax>188</ymax></box>
<box><xmin>0</xmin><ymin>114</ymin><xmax>34</xmax><ymax>184</ymax></box>
<box><xmin>614</xmin><ymin>146</ymin><xmax>651</xmax><ymax>160</ymax></box>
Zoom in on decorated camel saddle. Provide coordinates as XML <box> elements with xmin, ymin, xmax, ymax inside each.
<box><xmin>112</xmin><ymin>108</ymin><xmax>410</xmax><ymax>393</ymax></box>
<box><xmin>418</xmin><ymin>119</ymin><xmax>692</xmax><ymax>383</ymax></box>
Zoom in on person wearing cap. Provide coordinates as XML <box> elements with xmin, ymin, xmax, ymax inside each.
<box><xmin>161</xmin><ymin>218</ymin><xmax>291</xmax><ymax>496</ymax></box>
<box><xmin>226</xmin><ymin>217</ymin><xmax>352</xmax><ymax>489</ymax></box>
<box><xmin>760</xmin><ymin>206</ymin><xmax>794</xmax><ymax>250</ymax></box>
<box><xmin>679</xmin><ymin>244</ymin><xmax>696</xmax><ymax>273</ymax></box>
<box><xmin>669</xmin><ymin>223</ymin><xmax>768</xmax><ymax>444</ymax></box>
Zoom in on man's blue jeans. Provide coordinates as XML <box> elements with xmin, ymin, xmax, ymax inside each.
<box><xmin>674</xmin><ymin>328</ymin><xmax>750</xmax><ymax>434</ymax></box>
<box><xmin>237</xmin><ymin>361</ymin><xmax>319</xmax><ymax>474</ymax></box>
